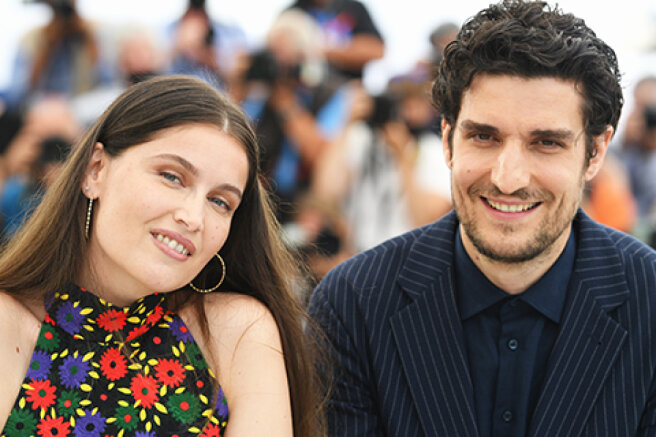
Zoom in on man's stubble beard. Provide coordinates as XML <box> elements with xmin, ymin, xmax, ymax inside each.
<box><xmin>453</xmin><ymin>180</ymin><xmax>584</xmax><ymax>264</ymax></box>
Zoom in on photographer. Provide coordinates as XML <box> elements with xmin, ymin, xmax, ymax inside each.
<box><xmin>240</xmin><ymin>9</ymin><xmax>352</xmax><ymax>223</ymax></box>
<box><xmin>5</xmin><ymin>0</ymin><xmax>113</xmax><ymax>111</ymax></box>
<box><xmin>312</xmin><ymin>84</ymin><xmax>451</xmax><ymax>252</ymax></box>
<box><xmin>167</xmin><ymin>0</ymin><xmax>248</xmax><ymax>94</ymax></box>
<box><xmin>619</xmin><ymin>75</ymin><xmax>656</xmax><ymax>247</ymax></box>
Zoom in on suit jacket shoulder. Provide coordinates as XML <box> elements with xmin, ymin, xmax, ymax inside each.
<box><xmin>312</xmin><ymin>212</ymin><xmax>459</xmax><ymax>306</ymax></box>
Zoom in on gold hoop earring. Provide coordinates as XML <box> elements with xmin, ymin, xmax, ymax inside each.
<box><xmin>85</xmin><ymin>197</ymin><xmax>94</xmax><ymax>239</ymax></box>
<box><xmin>189</xmin><ymin>253</ymin><xmax>226</xmax><ymax>293</ymax></box>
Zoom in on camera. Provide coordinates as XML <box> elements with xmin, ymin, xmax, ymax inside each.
<box><xmin>245</xmin><ymin>50</ymin><xmax>301</xmax><ymax>84</ymax></box>
<box><xmin>645</xmin><ymin>105</ymin><xmax>656</xmax><ymax>131</ymax></box>
<box><xmin>367</xmin><ymin>94</ymin><xmax>398</xmax><ymax>128</ymax></box>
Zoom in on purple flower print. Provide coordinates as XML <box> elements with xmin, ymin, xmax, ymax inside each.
<box><xmin>56</xmin><ymin>301</ymin><xmax>84</xmax><ymax>335</ymax></box>
<box><xmin>26</xmin><ymin>350</ymin><xmax>52</xmax><ymax>380</ymax></box>
<box><xmin>74</xmin><ymin>409</ymin><xmax>106</xmax><ymax>437</ymax></box>
<box><xmin>169</xmin><ymin>317</ymin><xmax>193</xmax><ymax>343</ymax></box>
<box><xmin>215</xmin><ymin>385</ymin><xmax>229</xmax><ymax>419</ymax></box>
<box><xmin>59</xmin><ymin>354</ymin><xmax>90</xmax><ymax>388</ymax></box>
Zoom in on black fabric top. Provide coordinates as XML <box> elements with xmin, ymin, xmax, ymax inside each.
<box><xmin>1</xmin><ymin>283</ymin><xmax>228</xmax><ymax>437</ymax></box>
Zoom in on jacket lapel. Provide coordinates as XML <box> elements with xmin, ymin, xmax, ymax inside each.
<box><xmin>529</xmin><ymin>212</ymin><xmax>630</xmax><ymax>437</ymax></box>
<box><xmin>390</xmin><ymin>213</ymin><xmax>479</xmax><ymax>437</ymax></box>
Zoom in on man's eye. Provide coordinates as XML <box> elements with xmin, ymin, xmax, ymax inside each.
<box><xmin>473</xmin><ymin>133</ymin><xmax>493</xmax><ymax>141</ymax></box>
<box><xmin>538</xmin><ymin>139</ymin><xmax>562</xmax><ymax>148</ymax></box>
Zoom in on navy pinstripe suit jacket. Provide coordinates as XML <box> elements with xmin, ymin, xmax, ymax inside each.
<box><xmin>309</xmin><ymin>210</ymin><xmax>656</xmax><ymax>436</ymax></box>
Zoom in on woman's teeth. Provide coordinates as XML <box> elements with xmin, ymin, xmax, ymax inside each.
<box><xmin>155</xmin><ymin>233</ymin><xmax>189</xmax><ymax>255</ymax></box>
<box><xmin>486</xmin><ymin>199</ymin><xmax>538</xmax><ymax>213</ymax></box>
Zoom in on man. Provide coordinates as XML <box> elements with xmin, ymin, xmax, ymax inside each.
<box><xmin>308</xmin><ymin>1</ymin><xmax>656</xmax><ymax>436</ymax></box>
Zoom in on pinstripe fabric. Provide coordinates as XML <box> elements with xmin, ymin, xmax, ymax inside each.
<box><xmin>309</xmin><ymin>210</ymin><xmax>656</xmax><ymax>437</ymax></box>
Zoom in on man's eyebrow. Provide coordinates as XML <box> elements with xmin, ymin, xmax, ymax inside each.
<box><xmin>153</xmin><ymin>153</ymin><xmax>198</xmax><ymax>177</ymax></box>
<box><xmin>459</xmin><ymin>120</ymin><xmax>579</xmax><ymax>142</ymax></box>
<box><xmin>459</xmin><ymin>120</ymin><xmax>500</xmax><ymax>134</ymax></box>
<box><xmin>529</xmin><ymin>129</ymin><xmax>578</xmax><ymax>141</ymax></box>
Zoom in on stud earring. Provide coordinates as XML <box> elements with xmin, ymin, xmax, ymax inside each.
<box><xmin>189</xmin><ymin>254</ymin><xmax>226</xmax><ymax>293</ymax></box>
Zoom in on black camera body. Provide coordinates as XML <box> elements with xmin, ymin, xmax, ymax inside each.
<box><xmin>367</xmin><ymin>94</ymin><xmax>398</xmax><ymax>128</ymax></box>
<box><xmin>645</xmin><ymin>105</ymin><xmax>656</xmax><ymax>130</ymax></box>
<box><xmin>245</xmin><ymin>50</ymin><xmax>302</xmax><ymax>85</ymax></box>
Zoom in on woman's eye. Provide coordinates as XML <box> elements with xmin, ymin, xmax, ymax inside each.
<box><xmin>162</xmin><ymin>172</ymin><xmax>181</xmax><ymax>184</ymax></box>
<box><xmin>210</xmin><ymin>197</ymin><xmax>231</xmax><ymax>211</ymax></box>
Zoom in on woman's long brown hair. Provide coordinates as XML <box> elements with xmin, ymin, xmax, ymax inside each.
<box><xmin>0</xmin><ymin>75</ymin><xmax>325</xmax><ymax>436</ymax></box>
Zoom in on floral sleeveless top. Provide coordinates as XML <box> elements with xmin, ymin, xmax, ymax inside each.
<box><xmin>1</xmin><ymin>284</ymin><xmax>228</xmax><ymax>437</ymax></box>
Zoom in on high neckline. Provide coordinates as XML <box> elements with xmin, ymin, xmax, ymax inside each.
<box><xmin>45</xmin><ymin>283</ymin><xmax>168</xmax><ymax>345</ymax></box>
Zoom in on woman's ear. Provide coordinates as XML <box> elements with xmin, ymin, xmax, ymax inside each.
<box><xmin>81</xmin><ymin>142</ymin><xmax>107</xmax><ymax>198</ymax></box>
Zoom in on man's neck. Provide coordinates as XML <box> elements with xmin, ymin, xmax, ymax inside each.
<box><xmin>459</xmin><ymin>225</ymin><xmax>572</xmax><ymax>295</ymax></box>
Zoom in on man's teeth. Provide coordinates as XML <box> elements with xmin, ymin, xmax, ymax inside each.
<box><xmin>486</xmin><ymin>199</ymin><xmax>538</xmax><ymax>213</ymax></box>
<box><xmin>155</xmin><ymin>234</ymin><xmax>189</xmax><ymax>255</ymax></box>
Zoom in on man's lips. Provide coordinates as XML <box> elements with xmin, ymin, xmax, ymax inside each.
<box><xmin>483</xmin><ymin>197</ymin><xmax>541</xmax><ymax>213</ymax></box>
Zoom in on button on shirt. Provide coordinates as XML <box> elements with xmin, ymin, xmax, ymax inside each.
<box><xmin>455</xmin><ymin>228</ymin><xmax>575</xmax><ymax>437</ymax></box>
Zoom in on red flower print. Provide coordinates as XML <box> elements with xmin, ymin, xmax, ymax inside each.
<box><xmin>130</xmin><ymin>374</ymin><xmax>159</xmax><ymax>409</ymax></box>
<box><xmin>96</xmin><ymin>309</ymin><xmax>127</xmax><ymax>332</ymax></box>
<box><xmin>154</xmin><ymin>358</ymin><xmax>186</xmax><ymax>388</ymax></box>
<box><xmin>145</xmin><ymin>304</ymin><xmax>164</xmax><ymax>325</ymax></box>
<box><xmin>44</xmin><ymin>313</ymin><xmax>55</xmax><ymax>326</ymax></box>
<box><xmin>26</xmin><ymin>379</ymin><xmax>57</xmax><ymax>410</ymax></box>
<box><xmin>125</xmin><ymin>324</ymin><xmax>149</xmax><ymax>342</ymax></box>
<box><xmin>200</xmin><ymin>422</ymin><xmax>222</xmax><ymax>437</ymax></box>
<box><xmin>99</xmin><ymin>347</ymin><xmax>127</xmax><ymax>381</ymax></box>
<box><xmin>37</xmin><ymin>415</ymin><xmax>70</xmax><ymax>437</ymax></box>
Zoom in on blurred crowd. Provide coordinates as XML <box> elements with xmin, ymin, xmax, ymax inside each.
<box><xmin>0</xmin><ymin>0</ymin><xmax>655</xmax><ymax>287</ymax></box>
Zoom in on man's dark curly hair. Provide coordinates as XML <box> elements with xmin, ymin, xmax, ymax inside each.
<box><xmin>433</xmin><ymin>0</ymin><xmax>623</xmax><ymax>160</ymax></box>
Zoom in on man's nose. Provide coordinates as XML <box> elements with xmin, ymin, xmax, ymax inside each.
<box><xmin>490</xmin><ymin>141</ymin><xmax>531</xmax><ymax>194</ymax></box>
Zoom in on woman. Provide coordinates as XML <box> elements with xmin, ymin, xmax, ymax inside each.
<box><xmin>0</xmin><ymin>76</ymin><xmax>323</xmax><ymax>436</ymax></box>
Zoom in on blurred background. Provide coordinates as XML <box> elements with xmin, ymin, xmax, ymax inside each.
<box><xmin>0</xmin><ymin>0</ymin><xmax>655</xmax><ymax>292</ymax></box>
<box><xmin>2</xmin><ymin>0</ymin><xmax>655</xmax><ymax>92</ymax></box>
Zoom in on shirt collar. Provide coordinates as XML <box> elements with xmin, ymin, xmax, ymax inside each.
<box><xmin>456</xmin><ymin>227</ymin><xmax>576</xmax><ymax>323</ymax></box>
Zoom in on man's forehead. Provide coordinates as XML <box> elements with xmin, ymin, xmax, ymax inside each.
<box><xmin>456</xmin><ymin>74</ymin><xmax>586</xmax><ymax>131</ymax></box>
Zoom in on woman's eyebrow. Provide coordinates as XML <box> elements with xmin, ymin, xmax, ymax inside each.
<box><xmin>217</xmin><ymin>183</ymin><xmax>243</xmax><ymax>200</ymax></box>
<box><xmin>153</xmin><ymin>153</ymin><xmax>198</xmax><ymax>177</ymax></box>
<box><xmin>153</xmin><ymin>153</ymin><xmax>243</xmax><ymax>199</ymax></box>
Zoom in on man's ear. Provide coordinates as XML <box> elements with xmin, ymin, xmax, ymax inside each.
<box><xmin>81</xmin><ymin>142</ymin><xmax>107</xmax><ymax>197</ymax></box>
<box><xmin>442</xmin><ymin>118</ymin><xmax>453</xmax><ymax>169</ymax></box>
<box><xmin>584</xmin><ymin>126</ymin><xmax>613</xmax><ymax>182</ymax></box>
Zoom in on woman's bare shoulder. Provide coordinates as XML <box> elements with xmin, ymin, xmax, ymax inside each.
<box><xmin>200</xmin><ymin>292</ymin><xmax>292</xmax><ymax>435</ymax></box>
<box><xmin>202</xmin><ymin>291</ymin><xmax>278</xmax><ymax>336</ymax></box>
<box><xmin>0</xmin><ymin>291</ymin><xmax>42</xmax><ymax>428</ymax></box>
<box><xmin>0</xmin><ymin>291</ymin><xmax>41</xmax><ymax>331</ymax></box>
